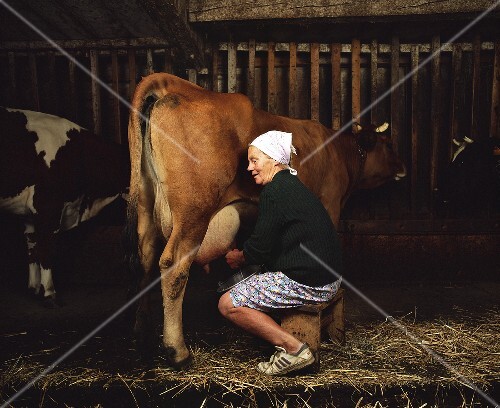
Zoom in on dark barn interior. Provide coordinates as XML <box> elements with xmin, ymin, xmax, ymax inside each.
<box><xmin>0</xmin><ymin>1</ymin><xmax>499</xmax><ymax>407</ymax></box>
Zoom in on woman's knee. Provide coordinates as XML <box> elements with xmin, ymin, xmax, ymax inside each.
<box><xmin>218</xmin><ymin>292</ymin><xmax>234</xmax><ymax>317</ymax></box>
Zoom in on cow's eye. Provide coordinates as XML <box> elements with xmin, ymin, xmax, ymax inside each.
<box><xmin>386</xmin><ymin>142</ymin><xmax>393</xmax><ymax>150</ymax></box>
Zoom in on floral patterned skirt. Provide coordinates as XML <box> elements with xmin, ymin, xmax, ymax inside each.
<box><xmin>229</xmin><ymin>271</ymin><xmax>342</xmax><ymax>312</ymax></box>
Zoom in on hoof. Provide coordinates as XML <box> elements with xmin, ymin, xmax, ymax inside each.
<box><xmin>159</xmin><ymin>346</ymin><xmax>193</xmax><ymax>371</ymax></box>
<box><xmin>42</xmin><ymin>294</ymin><xmax>62</xmax><ymax>308</ymax></box>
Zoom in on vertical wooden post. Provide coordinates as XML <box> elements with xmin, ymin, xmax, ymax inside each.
<box><xmin>331</xmin><ymin>43</ymin><xmax>341</xmax><ymax>131</ymax></box>
<box><xmin>146</xmin><ymin>48</ymin><xmax>154</xmax><ymax>74</ymax></box>
<box><xmin>29</xmin><ymin>52</ymin><xmax>40</xmax><ymax>111</ymax></box>
<box><xmin>47</xmin><ymin>51</ymin><xmax>57</xmax><ymax>114</ymax></box>
<box><xmin>351</xmin><ymin>39</ymin><xmax>361</xmax><ymax>127</ymax></box>
<box><xmin>212</xmin><ymin>44</ymin><xmax>220</xmax><ymax>92</ymax></box>
<box><xmin>267</xmin><ymin>41</ymin><xmax>277</xmax><ymax>114</ymax></box>
<box><xmin>90</xmin><ymin>49</ymin><xmax>101</xmax><ymax>135</ymax></box>
<box><xmin>128</xmin><ymin>49</ymin><xmax>137</xmax><ymax>102</ymax></box>
<box><xmin>164</xmin><ymin>48</ymin><xmax>173</xmax><ymax>73</ymax></box>
<box><xmin>247</xmin><ymin>39</ymin><xmax>256</xmax><ymax>104</ymax></box>
<box><xmin>8</xmin><ymin>52</ymin><xmax>17</xmax><ymax>107</ymax></box>
<box><xmin>289</xmin><ymin>42</ymin><xmax>297</xmax><ymax>118</ymax></box>
<box><xmin>430</xmin><ymin>36</ymin><xmax>441</xmax><ymax>209</ymax></box>
<box><xmin>449</xmin><ymin>44</ymin><xmax>463</xmax><ymax>159</ymax></box>
<box><xmin>411</xmin><ymin>45</ymin><xmax>419</xmax><ymax>215</ymax></box>
<box><xmin>370</xmin><ymin>40</ymin><xmax>378</xmax><ymax>125</ymax></box>
<box><xmin>491</xmin><ymin>42</ymin><xmax>500</xmax><ymax>139</ymax></box>
<box><xmin>310</xmin><ymin>42</ymin><xmax>320</xmax><ymax>121</ymax></box>
<box><xmin>228</xmin><ymin>41</ymin><xmax>237</xmax><ymax>93</ymax></box>
<box><xmin>111</xmin><ymin>50</ymin><xmax>122</xmax><ymax>144</ymax></box>
<box><xmin>390</xmin><ymin>36</ymin><xmax>400</xmax><ymax>153</ymax></box>
<box><xmin>471</xmin><ymin>34</ymin><xmax>481</xmax><ymax>139</ymax></box>
<box><xmin>188</xmin><ymin>68</ymin><xmax>197</xmax><ymax>84</ymax></box>
<box><xmin>68</xmin><ymin>57</ymin><xmax>78</xmax><ymax>123</ymax></box>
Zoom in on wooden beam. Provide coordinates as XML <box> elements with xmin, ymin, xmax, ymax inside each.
<box><xmin>0</xmin><ymin>38</ymin><xmax>171</xmax><ymax>50</ymax></box>
<box><xmin>390</xmin><ymin>36</ymin><xmax>400</xmax><ymax>153</ymax></box>
<box><xmin>247</xmin><ymin>39</ymin><xmax>256</xmax><ymax>104</ymax></box>
<box><xmin>338</xmin><ymin>219</ymin><xmax>500</xmax><ymax>234</ymax></box>
<box><xmin>68</xmin><ymin>58</ymin><xmax>78</xmax><ymax>123</ymax></box>
<box><xmin>190</xmin><ymin>0</ymin><xmax>495</xmax><ymax>21</ymax></box>
<box><xmin>310</xmin><ymin>42</ymin><xmax>320</xmax><ymax>121</ymax></box>
<box><xmin>449</xmin><ymin>43</ymin><xmax>462</xmax><ymax>159</ymax></box>
<box><xmin>2</xmin><ymin>38</ymin><xmax>495</xmax><ymax>53</ymax></box>
<box><xmin>111</xmin><ymin>50</ymin><xmax>122</xmax><ymax>144</ymax></box>
<box><xmin>228</xmin><ymin>41</ymin><xmax>237</xmax><ymax>93</ymax></box>
<box><xmin>471</xmin><ymin>34</ymin><xmax>481</xmax><ymax>139</ymax></box>
<box><xmin>289</xmin><ymin>42</ymin><xmax>297</xmax><ymax>118</ymax></box>
<box><xmin>212</xmin><ymin>44</ymin><xmax>220</xmax><ymax>92</ymax></box>
<box><xmin>29</xmin><ymin>52</ymin><xmax>40</xmax><ymax>111</ymax></box>
<box><xmin>410</xmin><ymin>45</ymin><xmax>419</xmax><ymax>215</ymax></box>
<box><xmin>430</xmin><ymin>36</ymin><xmax>441</xmax><ymax>209</ymax></box>
<box><xmin>146</xmin><ymin>49</ymin><xmax>154</xmax><ymax>74</ymax></box>
<box><xmin>267</xmin><ymin>42</ymin><xmax>277</xmax><ymax>114</ymax></box>
<box><xmin>370</xmin><ymin>40</ymin><xmax>378</xmax><ymax>125</ymax></box>
<box><xmin>351</xmin><ymin>39</ymin><xmax>361</xmax><ymax>126</ymax></box>
<box><xmin>128</xmin><ymin>49</ymin><xmax>137</xmax><ymax>101</ymax></box>
<box><xmin>90</xmin><ymin>49</ymin><xmax>101</xmax><ymax>136</ymax></box>
<box><xmin>7</xmin><ymin>52</ymin><xmax>17</xmax><ymax>107</ymax></box>
<box><xmin>47</xmin><ymin>51</ymin><xmax>57</xmax><ymax>114</ymax></box>
<box><xmin>491</xmin><ymin>42</ymin><xmax>500</xmax><ymax>139</ymax></box>
<box><xmin>331</xmin><ymin>43</ymin><xmax>341</xmax><ymax>131</ymax></box>
<box><xmin>164</xmin><ymin>48</ymin><xmax>173</xmax><ymax>73</ymax></box>
<box><xmin>188</xmin><ymin>68</ymin><xmax>197</xmax><ymax>84</ymax></box>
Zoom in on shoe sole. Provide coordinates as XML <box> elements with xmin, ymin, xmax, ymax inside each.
<box><xmin>257</xmin><ymin>354</ymin><xmax>315</xmax><ymax>376</ymax></box>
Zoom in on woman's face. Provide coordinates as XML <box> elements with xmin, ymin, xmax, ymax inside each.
<box><xmin>247</xmin><ymin>146</ymin><xmax>278</xmax><ymax>185</ymax></box>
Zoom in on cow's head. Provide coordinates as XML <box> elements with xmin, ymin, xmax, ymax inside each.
<box><xmin>435</xmin><ymin>136</ymin><xmax>500</xmax><ymax>217</ymax></box>
<box><xmin>353</xmin><ymin>122</ymin><xmax>406</xmax><ymax>189</ymax></box>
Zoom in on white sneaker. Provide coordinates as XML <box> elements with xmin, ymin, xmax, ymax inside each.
<box><xmin>257</xmin><ymin>344</ymin><xmax>314</xmax><ymax>375</ymax></box>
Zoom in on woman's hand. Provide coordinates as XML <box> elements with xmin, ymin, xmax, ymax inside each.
<box><xmin>225</xmin><ymin>249</ymin><xmax>245</xmax><ymax>269</ymax></box>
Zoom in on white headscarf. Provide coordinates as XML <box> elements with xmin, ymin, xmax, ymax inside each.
<box><xmin>250</xmin><ymin>130</ymin><xmax>298</xmax><ymax>175</ymax></box>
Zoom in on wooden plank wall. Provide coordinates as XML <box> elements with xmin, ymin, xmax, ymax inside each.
<box><xmin>0</xmin><ymin>41</ymin><xmax>174</xmax><ymax>146</ymax></box>
<box><xmin>213</xmin><ymin>39</ymin><xmax>498</xmax><ymax>228</ymax></box>
<box><xmin>0</xmin><ymin>38</ymin><xmax>498</xmax><ymax>231</ymax></box>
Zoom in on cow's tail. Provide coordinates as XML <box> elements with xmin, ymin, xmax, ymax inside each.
<box><xmin>124</xmin><ymin>73</ymin><xmax>175</xmax><ymax>300</ymax></box>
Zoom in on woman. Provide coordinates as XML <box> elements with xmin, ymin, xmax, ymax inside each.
<box><xmin>218</xmin><ymin>130</ymin><xmax>343</xmax><ymax>375</ymax></box>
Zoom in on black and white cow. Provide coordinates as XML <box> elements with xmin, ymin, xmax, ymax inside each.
<box><xmin>0</xmin><ymin>107</ymin><xmax>130</xmax><ymax>304</ymax></box>
<box><xmin>436</xmin><ymin>136</ymin><xmax>500</xmax><ymax>217</ymax></box>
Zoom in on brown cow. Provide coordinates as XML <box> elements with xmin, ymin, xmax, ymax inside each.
<box><xmin>126</xmin><ymin>73</ymin><xmax>406</xmax><ymax>369</ymax></box>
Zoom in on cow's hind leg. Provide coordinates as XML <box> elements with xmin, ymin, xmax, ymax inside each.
<box><xmin>129</xmin><ymin>184</ymin><xmax>162</xmax><ymax>355</ymax></box>
<box><xmin>24</xmin><ymin>222</ymin><xmax>58</xmax><ymax>307</ymax></box>
<box><xmin>158</xmin><ymin>219</ymin><xmax>209</xmax><ymax>370</ymax></box>
<box><xmin>25</xmin><ymin>222</ymin><xmax>41</xmax><ymax>295</ymax></box>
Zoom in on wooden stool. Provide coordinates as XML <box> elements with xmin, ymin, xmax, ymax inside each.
<box><xmin>280</xmin><ymin>288</ymin><xmax>345</xmax><ymax>372</ymax></box>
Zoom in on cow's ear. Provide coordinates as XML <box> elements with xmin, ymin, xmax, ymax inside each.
<box><xmin>357</xmin><ymin>132</ymin><xmax>377</xmax><ymax>151</ymax></box>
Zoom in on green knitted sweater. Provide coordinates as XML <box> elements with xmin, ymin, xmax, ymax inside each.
<box><xmin>243</xmin><ymin>170</ymin><xmax>343</xmax><ymax>287</ymax></box>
